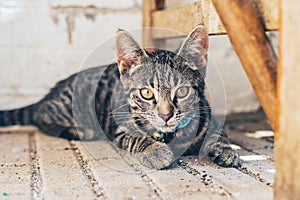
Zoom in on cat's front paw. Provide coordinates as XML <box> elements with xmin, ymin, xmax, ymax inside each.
<box><xmin>208</xmin><ymin>142</ymin><xmax>240</xmax><ymax>167</ymax></box>
<box><xmin>140</xmin><ymin>141</ymin><xmax>174</xmax><ymax>169</ymax></box>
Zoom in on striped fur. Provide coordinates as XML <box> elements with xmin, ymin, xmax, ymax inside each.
<box><xmin>0</xmin><ymin>25</ymin><xmax>240</xmax><ymax>169</ymax></box>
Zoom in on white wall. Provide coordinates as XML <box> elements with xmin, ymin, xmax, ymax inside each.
<box><xmin>0</xmin><ymin>0</ymin><xmax>277</xmax><ymax>114</ymax></box>
<box><xmin>0</xmin><ymin>0</ymin><xmax>142</xmax><ymax>109</ymax></box>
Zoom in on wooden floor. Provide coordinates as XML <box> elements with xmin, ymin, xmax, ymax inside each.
<box><xmin>0</xmin><ymin>110</ymin><xmax>274</xmax><ymax>200</ymax></box>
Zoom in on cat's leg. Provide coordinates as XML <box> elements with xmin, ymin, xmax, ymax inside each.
<box><xmin>203</xmin><ymin>131</ymin><xmax>240</xmax><ymax>167</ymax></box>
<box><xmin>113</xmin><ymin>128</ymin><xmax>174</xmax><ymax>169</ymax></box>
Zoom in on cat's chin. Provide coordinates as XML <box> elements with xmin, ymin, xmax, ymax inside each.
<box><xmin>155</xmin><ymin>125</ymin><xmax>177</xmax><ymax>133</ymax></box>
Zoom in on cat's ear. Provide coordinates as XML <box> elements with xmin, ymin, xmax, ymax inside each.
<box><xmin>116</xmin><ymin>29</ymin><xmax>148</xmax><ymax>75</ymax></box>
<box><xmin>177</xmin><ymin>25</ymin><xmax>208</xmax><ymax>71</ymax></box>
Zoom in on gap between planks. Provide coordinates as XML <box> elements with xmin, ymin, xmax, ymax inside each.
<box><xmin>29</xmin><ymin>132</ymin><xmax>43</xmax><ymax>200</ymax></box>
<box><xmin>69</xmin><ymin>141</ymin><xmax>106</xmax><ymax>199</ymax></box>
<box><xmin>72</xmin><ymin>140</ymin><xmax>163</xmax><ymax>200</ymax></box>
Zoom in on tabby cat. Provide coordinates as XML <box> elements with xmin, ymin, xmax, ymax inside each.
<box><xmin>0</xmin><ymin>25</ymin><xmax>240</xmax><ymax>169</ymax></box>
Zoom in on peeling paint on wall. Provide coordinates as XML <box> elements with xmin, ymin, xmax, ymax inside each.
<box><xmin>50</xmin><ymin>3</ymin><xmax>140</xmax><ymax>44</ymax></box>
<box><xmin>66</xmin><ymin>15</ymin><xmax>75</xmax><ymax>43</ymax></box>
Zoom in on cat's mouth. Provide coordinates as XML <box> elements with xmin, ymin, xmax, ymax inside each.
<box><xmin>154</xmin><ymin>120</ymin><xmax>182</xmax><ymax>133</ymax></box>
<box><xmin>156</xmin><ymin>124</ymin><xmax>177</xmax><ymax>133</ymax></box>
<box><xmin>154</xmin><ymin>117</ymin><xmax>193</xmax><ymax>133</ymax></box>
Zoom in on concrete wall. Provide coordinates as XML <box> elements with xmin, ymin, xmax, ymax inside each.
<box><xmin>0</xmin><ymin>0</ymin><xmax>142</xmax><ymax>109</ymax></box>
<box><xmin>0</xmin><ymin>0</ymin><xmax>277</xmax><ymax>114</ymax></box>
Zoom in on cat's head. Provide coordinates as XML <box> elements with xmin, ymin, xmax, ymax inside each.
<box><xmin>115</xmin><ymin>25</ymin><xmax>209</xmax><ymax>134</ymax></box>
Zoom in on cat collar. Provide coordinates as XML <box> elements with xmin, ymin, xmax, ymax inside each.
<box><xmin>153</xmin><ymin>117</ymin><xmax>192</xmax><ymax>141</ymax></box>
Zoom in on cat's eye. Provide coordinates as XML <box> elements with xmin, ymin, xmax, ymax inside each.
<box><xmin>175</xmin><ymin>86</ymin><xmax>189</xmax><ymax>98</ymax></box>
<box><xmin>140</xmin><ymin>88</ymin><xmax>154</xmax><ymax>100</ymax></box>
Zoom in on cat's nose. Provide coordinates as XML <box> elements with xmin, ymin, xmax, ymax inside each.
<box><xmin>158</xmin><ymin>113</ymin><xmax>173</xmax><ymax>122</ymax></box>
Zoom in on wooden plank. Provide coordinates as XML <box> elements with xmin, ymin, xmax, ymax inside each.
<box><xmin>211</xmin><ymin>0</ymin><xmax>277</xmax><ymax>130</ymax></box>
<box><xmin>0</xmin><ymin>132</ymin><xmax>30</xmax><ymax>164</ymax></box>
<box><xmin>150</xmin><ymin>0</ymin><xmax>278</xmax><ymax>38</ymax></box>
<box><xmin>35</xmin><ymin>132</ymin><xmax>97</xmax><ymax>199</ymax></box>
<box><xmin>146</xmin><ymin>166</ymin><xmax>230</xmax><ymax>199</ymax></box>
<box><xmin>275</xmin><ymin>0</ymin><xmax>300</xmax><ymax>199</ymax></box>
<box><xmin>181</xmin><ymin>156</ymin><xmax>273</xmax><ymax>200</ymax></box>
<box><xmin>0</xmin><ymin>132</ymin><xmax>31</xmax><ymax>199</ymax></box>
<box><xmin>75</xmin><ymin>140</ymin><xmax>232</xmax><ymax>199</ymax></box>
<box><xmin>117</xmin><ymin>151</ymin><xmax>231</xmax><ymax>199</ymax></box>
<box><xmin>73</xmin><ymin>140</ymin><xmax>162</xmax><ymax>199</ymax></box>
<box><xmin>0</xmin><ymin>165</ymin><xmax>32</xmax><ymax>199</ymax></box>
<box><xmin>0</xmin><ymin>129</ymin><xmax>275</xmax><ymax>199</ymax></box>
<box><xmin>152</xmin><ymin>1</ymin><xmax>219</xmax><ymax>38</ymax></box>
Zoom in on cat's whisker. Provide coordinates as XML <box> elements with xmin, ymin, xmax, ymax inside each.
<box><xmin>113</xmin><ymin>118</ymin><xmax>131</xmax><ymax>122</ymax></box>
<box><xmin>115</xmin><ymin>119</ymin><xmax>132</xmax><ymax>125</ymax></box>
<box><xmin>110</xmin><ymin>114</ymin><xmax>130</xmax><ymax>117</ymax></box>
<box><xmin>110</xmin><ymin>114</ymin><xmax>130</xmax><ymax>118</ymax></box>
<box><xmin>110</xmin><ymin>112</ymin><xmax>130</xmax><ymax>115</ymax></box>
<box><xmin>108</xmin><ymin>114</ymin><xmax>130</xmax><ymax>118</ymax></box>
<box><xmin>111</xmin><ymin>111</ymin><xmax>130</xmax><ymax>113</ymax></box>
<box><xmin>111</xmin><ymin>103</ymin><xmax>130</xmax><ymax>113</ymax></box>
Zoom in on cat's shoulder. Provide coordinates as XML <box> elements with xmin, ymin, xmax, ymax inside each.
<box><xmin>44</xmin><ymin>63</ymin><xmax>118</xmax><ymax>98</ymax></box>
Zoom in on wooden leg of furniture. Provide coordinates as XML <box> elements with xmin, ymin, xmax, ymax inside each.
<box><xmin>142</xmin><ymin>0</ymin><xmax>165</xmax><ymax>50</ymax></box>
<box><xmin>211</xmin><ymin>0</ymin><xmax>277</xmax><ymax>130</ymax></box>
<box><xmin>275</xmin><ymin>0</ymin><xmax>300</xmax><ymax>199</ymax></box>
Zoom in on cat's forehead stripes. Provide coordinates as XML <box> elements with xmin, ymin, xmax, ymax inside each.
<box><xmin>144</xmin><ymin>64</ymin><xmax>183</xmax><ymax>94</ymax></box>
<box><xmin>146</xmin><ymin>52</ymin><xmax>183</xmax><ymax>85</ymax></box>
<box><xmin>127</xmin><ymin>49</ymin><xmax>202</xmax><ymax>94</ymax></box>
<box><xmin>154</xmin><ymin>65</ymin><xmax>183</xmax><ymax>89</ymax></box>
<box><xmin>149</xmin><ymin>50</ymin><xmax>177</xmax><ymax>65</ymax></box>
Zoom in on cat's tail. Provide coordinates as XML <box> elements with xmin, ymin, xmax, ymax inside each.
<box><xmin>0</xmin><ymin>105</ymin><xmax>36</xmax><ymax>126</ymax></box>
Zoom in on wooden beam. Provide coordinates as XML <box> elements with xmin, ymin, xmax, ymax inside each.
<box><xmin>142</xmin><ymin>0</ymin><xmax>165</xmax><ymax>49</ymax></box>
<box><xmin>151</xmin><ymin>0</ymin><xmax>278</xmax><ymax>39</ymax></box>
<box><xmin>210</xmin><ymin>0</ymin><xmax>277</xmax><ymax>130</ymax></box>
<box><xmin>152</xmin><ymin>0</ymin><xmax>223</xmax><ymax>38</ymax></box>
<box><xmin>275</xmin><ymin>0</ymin><xmax>300</xmax><ymax>199</ymax></box>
